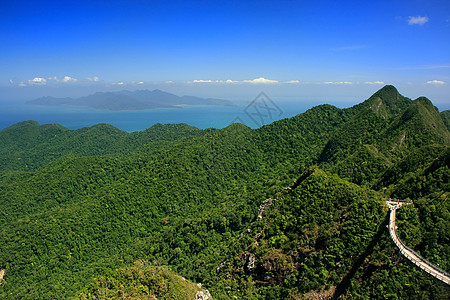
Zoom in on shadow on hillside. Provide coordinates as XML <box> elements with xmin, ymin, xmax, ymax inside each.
<box><xmin>332</xmin><ymin>212</ymin><xmax>389</xmax><ymax>299</ymax></box>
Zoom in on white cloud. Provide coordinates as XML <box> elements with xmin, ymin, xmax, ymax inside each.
<box><xmin>365</xmin><ymin>81</ymin><xmax>385</xmax><ymax>85</ymax></box>
<box><xmin>408</xmin><ymin>16</ymin><xmax>429</xmax><ymax>25</ymax></box>
<box><xmin>193</xmin><ymin>79</ymin><xmax>214</xmax><ymax>83</ymax></box>
<box><xmin>86</xmin><ymin>76</ymin><xmax>100</xmax><ymax>82</ymax></box>
<box><xmin>18</xmin><ymin>82</ymin><xmax>26</xmax><ymax>87</ymax></box>
<box><xmin>192</xmin><ymin>79</ymin><xmax>237</xmax><ymax>83</ymax></box>
<box><xmin>324</xmin><ymin>81</ymin><xmax>353</xmax><ymax>85</ymax></box>
<box><xmin>113</xmin><ymin>81</ymin><xmax>125</xmax><ymax>85</ymax></box>
<box><xmin>243</xmin><ymin>77</ymin><xmax>279</xmax><ymax>84</ymax></box>
<box><xmin>62</xmin><ymin>76</ymin><xmax>78</xmax><ymax>83</ymax></box>
<box><xmin>43</xmin><ymin>76</ymin><xmax>78</xmax><ymax>83</ymax></box>
<box><xmin>426</xmin><ymin>80</ymin><xmax>445</xmax><ymax>85</ymax></box>
<box><xmin>192</xmin><ymin>77</ymin><xmax>287</xmax><ymax>84</ymax></box>
<box><xmin>137</xmin><ymin>81</ymin><xmax>144</xmax><ymax>85</ymax></box>
<box><xmin>28</xmin><ymin>77</ymin><xmax>47</xmax><ymax>85</ymax></box>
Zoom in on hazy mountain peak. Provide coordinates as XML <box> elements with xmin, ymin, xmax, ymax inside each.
<box><xmin>27</xmin><ymin>89</ymin><xmax>233</xmax><ymax>111</ymax></box>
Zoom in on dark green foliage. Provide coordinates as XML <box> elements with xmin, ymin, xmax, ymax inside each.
<box><xmin>376</xmin><ymin>145</ymin><xmax>449</xmax><ymax>198</ymax></box>
<box><xmin>380</xmin><ymin>97</ymin><xmax>450</xmax><ymax>155</ymax></box>
<box><xmin>0</xmin><ymin>121</ymin><xmax>205</xmax><ymax>171</ymax></box>
<box><xmin>0</xmin><ymin>86</ymin><xmax>449</xmax><ymax>299</ymax></box>
<box><xmin>213</xmin><ymin>170</ymin><xmax>386</xmax><ymax>299</ymax></box>
<box><xmin>317</xmin><ymin>85</ymin><xmax>412</xmax><ymax>185</ymax></box>
<box><xmin>350</xmin><ymin>85</ymin><xmax>412</xmax><ymax>117</ymax></box>
<box><xmin>441</xmin><ymin>110</ymin><xmax>450</xmax><ymax>130</ymax></box>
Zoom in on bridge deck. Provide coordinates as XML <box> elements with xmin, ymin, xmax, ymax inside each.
<box><xmin>387</xmin><ymin>201</ymin><xmax>450</xmax><ymax>286</ymax></box>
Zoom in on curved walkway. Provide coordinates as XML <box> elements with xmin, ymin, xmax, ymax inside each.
<box><xmin>387</xmin><ymin>200</ymin><xmax>450</xmax><ymax>286</ymax></box>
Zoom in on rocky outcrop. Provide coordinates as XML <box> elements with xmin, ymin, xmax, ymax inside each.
<box><xmin>257</xmin><ymin>198</ymin><xmax>275</xmax><ymax>219</ymax></box>
<box><xmin>195</xmin><ymin>284</ymin><xmax>212</xmax><ymax>300</ymax></box>
<box><xmin>0</xmin><ymin>269</ymin><xmax>5</xmax><ymax>285</ymax></box>
<box><xmin>246</xmin><ymin>253</ymin><xmax>256</xmax><ymax>273</ymax></box>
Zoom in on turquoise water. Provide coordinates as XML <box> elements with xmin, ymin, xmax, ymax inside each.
<box><xmin>0</xmin><ymin>102</ymin><xmax>313</xmax><ymax>132</ymax></box>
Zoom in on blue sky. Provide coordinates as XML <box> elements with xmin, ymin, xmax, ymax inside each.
<box><xmin>1</xmin><ymin>0</ymin><xmax>449</xmax><ymax>109</ymax></box>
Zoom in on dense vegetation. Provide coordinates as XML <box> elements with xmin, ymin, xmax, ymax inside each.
<box><xmin>78</xmin><ymin>260</ymin><xmax>210</xmax><ymax>300</ymax></box>
<box><xmin>0</xmin><ymin>85</ymin><xmax>448</xmax><ymax>299</ymax></box>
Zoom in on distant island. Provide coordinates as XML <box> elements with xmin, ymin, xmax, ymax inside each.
<box><xmin>27</xmin><ymin>89</ymin><xmax>234</xmax><ymax>111</ymax></box>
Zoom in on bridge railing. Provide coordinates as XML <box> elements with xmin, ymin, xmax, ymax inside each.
<box><xmin>399</xmin><ymin>246</ymin><xmax>450</xmax><ymax>283</ymax></box>
<box><xmin>398</xmin><ymin>237</ymin><xmax>450</xmax><ymax>277</ymax></box>
<box><xmin>388</xmin><ymin>198</ymin><xmax>413</xmax><ymax>204</ymax></box>
<box><xmin>389</xmin><ymin>208</ymin><xmax>450</xmax><ymax>283</ymax></box>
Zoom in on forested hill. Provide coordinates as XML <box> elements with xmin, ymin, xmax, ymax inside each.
<box><xmin>0</xmin><ymin>85</ymin><xmax>449</xmax><ymax>299</ymax></box>
<box><xmin>0</xmin><ymin>121</ymin><xmax>207</xmax><ymax>171</ymax></box>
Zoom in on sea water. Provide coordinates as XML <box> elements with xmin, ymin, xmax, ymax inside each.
<box><xmin>0</xmin><ymin>101</ymin><xmax>315</xmax><ymax>132</ymax></box>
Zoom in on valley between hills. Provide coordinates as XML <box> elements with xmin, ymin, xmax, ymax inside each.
<box><xmin>0</xmin><ymin>85</ymin><xmax>449</xmax><ymax>299</ymax></box>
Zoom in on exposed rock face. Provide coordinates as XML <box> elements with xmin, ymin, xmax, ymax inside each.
<box><xmin>195</xmin><ymin>288</ymin><xmax>212</xmax><ymax>300</ymax></box>
<box><xmin>216</xmin><ymin>262</ymin><xmax>226</xmax><ymax>273</ymax></box>
<box><xmin>0</xmin><ymin>269</ymin><xmax>4</xmax><ymax>285</ymax></box>
<box><xmin>257</xmin><ymin>198</ymin><xmax>275</xmax><ymax>219</ymax></box>
<box><xmin>303</xmin><ymin>285</ymin><xmax>336</xmax><ymax>300</ymax></box>
<box><xmin>246</xmin><ymin>253</ymin><xmax>256</xmax><ymax>273</ymax></box>
<box><xmin>240</xmin><ymin>252</ymin><xmax>257</xmax><ymax>274</ymax></box>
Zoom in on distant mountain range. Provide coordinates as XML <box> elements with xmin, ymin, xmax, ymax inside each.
<box><xmin>27</xmin><ymin>89</ymin><xmax>234</xmax><ymax>111</ymax></box>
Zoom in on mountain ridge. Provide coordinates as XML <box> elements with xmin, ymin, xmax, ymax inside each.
<box><xmin>0</xmin><ymin>85</ymin><xmax>449</xmax><ymax>299</ymax></box>
<box><xmin>27</xmin><ymin>89</ymin><xmax>234</xmax><ymax>111</ymax></box>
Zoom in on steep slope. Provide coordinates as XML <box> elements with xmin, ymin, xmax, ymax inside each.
<box><xmin>256</xmin><ymin>104</ymin><xmax>354</xmax><ymax>174</ymax></box>
<box><xmin>319</xmin><ymin>88</ymin><xmax>449</xmax><ymax>186</ymax></box>
<box><xmin>0</xmin><ymin>85</ymin><xmax>449</xmax><ymax>299</ymax></box>
<box><xmin>379</xmin><ymin>97</ymin><xmax>450</xmax><ymax>155</ymax></box>
<box><xmin>349</xmin><ymin>85</ymin><xmax>412</xmax><ymax>117</ymax></box>
<box><xmin>374</xmin><ymin>145</ymin><xmax>449</xmax><ymax>272</ymax></box>
<box><xmin>78</xmin><ymin>260</ymin><xmax>212</xmax><ymax>300</ymax></box>
<box><xmin>318</xmin><ymin>85</ymin><xmax>411</xmax><ymax>165</ymax></box>
<box><xmin>441</xmin><ymin>110</ymin><xmax>450</xmax><ymax>130</ymax></box>
<box><xmin>212</xmin><ymin>164</ymin><xmax>449</xmax><ymax>299</ymax></box>
<box><xmin>214</xmin><ymin>169</ymin><xmax>387</xmax><ymax>299</ymax></box>
<box><xmin>375</xmin><ymin>144</ymin><xmax>449</xmax><ymax>196</ymax></box>
<box><xmin>207</xmin><ymin>87</ymin><xmax>449</xmax><ymax>299</ymax></box>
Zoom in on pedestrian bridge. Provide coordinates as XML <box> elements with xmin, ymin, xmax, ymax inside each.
<box><xmin>387</xmin><ymin>199</ymin><xmax>450</xmax><ymax>286</ymax></box>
